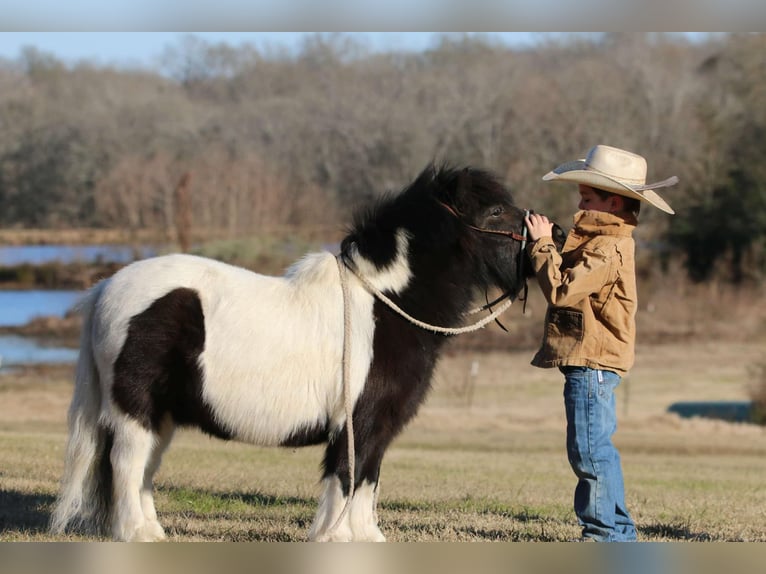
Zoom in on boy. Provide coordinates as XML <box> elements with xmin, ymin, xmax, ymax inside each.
<box><xmin>524</xmin><ymin>144</ymin><xmax>677</xmax><ymax>542</ymax></box>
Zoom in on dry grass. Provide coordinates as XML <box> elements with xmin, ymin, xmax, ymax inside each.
<box><xmin>2</xmin><ymin>337</ymin><xmax>766</xmax><ymax>542</ymax></box>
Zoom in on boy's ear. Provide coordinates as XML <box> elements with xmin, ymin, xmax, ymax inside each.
<box><xmin>611</xmin><ymin>195</ymin><xmax>624</xmax><ymax>213</ymax></box>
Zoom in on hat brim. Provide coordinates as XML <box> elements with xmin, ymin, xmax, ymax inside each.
<box><xmin>543</xmin><ymin>160</ymin><xmax>677</xmax><ymax>215</ymax></box>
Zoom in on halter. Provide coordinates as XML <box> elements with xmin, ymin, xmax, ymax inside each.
<box><xmin>437</xmin><ymin>201</ymin><xmax>527</xmax><ymax>242</ymax></box>
<box><xmin>437</xmin><ymin>200</ymin><xmax>530</xmax><ymax>320</ymax></box>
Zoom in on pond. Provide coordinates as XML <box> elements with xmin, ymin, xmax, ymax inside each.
<box><xmin>0</xmin><ymin>334</ymin><xmax>78</xmax><ymax>369</ymax></box>
<box><xmin>0</xmin><ymin>289</ymin><xmax>82</xmax><ymax>368</ymax></box>
<box><xmin>0</xmin><ymin>244</ymin><xmax>158</xmax><ymax>266</ymax></box>
<box><xmin>0</xmin><ymin>243</ymin><xmax>156</xmax><ymax>369</ymax></box>
<box><xmin>0</xmin><ymin>289</ymin><xmax>82</xmax><ymax>327</ymax></box>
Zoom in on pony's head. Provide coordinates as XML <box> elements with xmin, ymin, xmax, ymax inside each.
<box><xmin>429</xmin><ymin>164</ymin><xmax>566</xmax><ymax>300</ymax></box>
<box><xmin>342</xmin><ymin>164</ymin><xmax>565</xmax><ymax>306</ymax></box>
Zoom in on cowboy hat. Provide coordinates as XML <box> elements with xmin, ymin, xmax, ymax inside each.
<box><xmin>542</xmin><ymin>144</ymin><xmax>677</xmax><ymax>214</ymax></box>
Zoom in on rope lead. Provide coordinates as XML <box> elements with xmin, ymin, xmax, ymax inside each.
<box><xmin>324</xmin><ymin>256</ymin><xmax>357</xmax><ymax>539</ymax></box>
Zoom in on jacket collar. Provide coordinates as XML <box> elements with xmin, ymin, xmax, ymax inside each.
<box><xmin>571</xmin><ymin>210</ymin><xmax>637</xmax><ymax>238</ymax></box>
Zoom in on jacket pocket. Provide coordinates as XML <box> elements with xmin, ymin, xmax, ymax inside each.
<box><xmin>543</xmin><ymin>308</ymin><xmax>584</xmax><ymax>358</ymax></box>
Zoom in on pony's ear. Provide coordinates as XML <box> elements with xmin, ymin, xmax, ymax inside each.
<box><xmin>456</xmin><ymin>168</ymin><xmax>473</xmax><ymax>204</ymax></box>
<box><xmin>413</xmin><ymin>163</ymin><xmax>437</xmax><ymax>192</ymax></box>
<box><xmin>434</xmin><ymin>166</ymin><xmax>472</xmax><ymax>212</ymax></box>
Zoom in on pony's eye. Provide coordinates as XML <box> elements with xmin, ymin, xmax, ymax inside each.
<box><xmin>491</xmin><ymin>206</ymin><xmax>504</xmax><ymax>217</ymax></box>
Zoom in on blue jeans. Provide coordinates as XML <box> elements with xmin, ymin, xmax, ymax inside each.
<box><xmin>561</xmin><ymin>366</ymin><xmax>637</xmax><ymax>541</ymax></box>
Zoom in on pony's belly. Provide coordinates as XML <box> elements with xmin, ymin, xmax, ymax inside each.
<box><xmin>198</xmin><ymin>344</ymin><xmax>343</xmax><ymax>445</ymax></box>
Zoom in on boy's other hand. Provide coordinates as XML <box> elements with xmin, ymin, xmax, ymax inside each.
<box><xmin>525</xmin><ymin>213</ymin><xmax>554</xmax><ymax>242</ymax></box>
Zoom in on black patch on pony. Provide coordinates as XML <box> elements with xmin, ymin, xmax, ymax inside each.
<box><xmin>92</xmin><ymin>425</ymin><xmax>114</xmax><ymax>535</ymax></box>
<box><xmin>112</xmin><ymin>287</ymin><xmax>231</xmax><ymax>439</ymax></box>
<box><xmin>280</xmin><ymin>419</ymin><xmax>330</xmax><ymax>447</ymax></box>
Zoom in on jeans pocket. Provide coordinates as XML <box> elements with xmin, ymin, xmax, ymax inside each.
<box><xmin>597</xmin><ymin>370</ymin><xmax>620</xmax><ymax>400</ymax></box>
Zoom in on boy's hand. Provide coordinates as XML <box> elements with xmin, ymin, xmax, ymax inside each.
<box><xmin>525</xmin><ymin>213</ymin><xmax>554</xmax><ymax>242</ymax></box>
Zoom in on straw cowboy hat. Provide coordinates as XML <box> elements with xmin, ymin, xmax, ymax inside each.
<box><xmin>542</xmin><ymin>144</ymin><xmax>677</xmax><ymax>214</ymax></box>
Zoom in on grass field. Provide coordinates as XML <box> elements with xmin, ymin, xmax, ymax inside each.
<box><xmin>1</xmin><ymin>335</ymin><xmax>765</xmax><ymax>543</ymax></box>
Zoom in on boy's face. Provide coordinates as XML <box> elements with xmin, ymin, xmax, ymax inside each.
<box><xmin>578</xmin><ymin>184</ymin><xmax>622</xmax><ymax>213</ymax></box>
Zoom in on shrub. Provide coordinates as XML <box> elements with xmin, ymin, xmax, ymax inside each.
<box><xmin>749</xmin><ymin>361</ymin><xmax>766</xmax><ymax>425</ymax></box>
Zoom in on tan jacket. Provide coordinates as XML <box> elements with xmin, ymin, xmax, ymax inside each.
<box><xmin>527</xmin><ymin>210</ymin><xmax>638</xmax><ymax>375</ymax></box>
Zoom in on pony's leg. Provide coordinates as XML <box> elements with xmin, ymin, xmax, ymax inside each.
<box><xmin>109</xmin><ymin>415</ymin><xmax>159</xmax><ymax>542</ymax></box>
<box><xmin>309</xmin><ymin>435</ymin><xmax>386</xmax><ymax>542</ymax></box>
<box><xmin>309</xmin><ymin>474</ymin><xmax>352</xmax><ymax>542</ymax></box>
<box><xmin>140</xmin><ymin>415</ymin><xmax>175</xmax><ymax>541</ymax></box>
<box><xmin>347</xmin><ymin>478</ymin><xmax>385</xmax><ymax>542</ymax></box>
<box><xmin>308</xmin><ymin>476</ymin><xmax>385</xmax><ymax>542</ymax></box>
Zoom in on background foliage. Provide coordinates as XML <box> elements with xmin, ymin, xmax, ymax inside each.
<box><xmin>0</xmin><ymin>33</ymin><xmax>764</xmax><ymax>283</ymax></box>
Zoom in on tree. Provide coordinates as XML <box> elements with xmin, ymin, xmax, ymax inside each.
<box><xmin>667</xmin><ymin>34</ymin><xmax>766</xmax><ymax>283</ymax></box>
<box><xmin>0</xmin><ymin>123</ymin><xmax>105</xmax><ymax>227</ymax></box>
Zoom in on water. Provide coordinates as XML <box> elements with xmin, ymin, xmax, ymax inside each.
<box><xmin>0</xmin><ymin>244</ymin><xmax>157</xmax><ymax>266</ymax></box>
<box><xmin>0</xmin><ymin>289</ymin><xmax>83</xmax><ymax>368</ymax></box>
<box><xmin>0</xmin><ymin>334</ymin><xmax>78</xmax><ymax>369</ymax></box>
<box><xmin>0</xmin><ymin>243</ymin><xmax>156</xmax><ymax>369</ymax></box>
<box><xmin>0</xmin><ymin>290</ymin><xmax>82</xmax><ymax>327</ymax></box>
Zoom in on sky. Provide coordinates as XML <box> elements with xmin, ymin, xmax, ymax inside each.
<box><xmin>0</xmin><ymin>1</ymin><xmax>696</xmax><ymax>31</ymax></box>
<box><xmin>0</xmin><ymin>0</ymin><xmax>761</xmax><ymax>34</ymax></box>
<box><xmin>0</xmin><ymin>32</ymin><xmax>555</xmax><ymax>69</ymax></box>
<box><xmin>0</xmin><ymin>0</ymin><xmax>758</xmax><ymax>71</ymax></box>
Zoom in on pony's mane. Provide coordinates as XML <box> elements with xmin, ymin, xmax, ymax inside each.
<box><xmin>346</xmin><ymin>163</ymin><xmax>512</xmax><ymax>237</ymax></box>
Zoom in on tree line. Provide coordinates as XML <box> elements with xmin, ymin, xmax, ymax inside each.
<box><xmin>0</xmin><ymin>33</ymin><xmax>763</xmax><ymax>283</ymax></box>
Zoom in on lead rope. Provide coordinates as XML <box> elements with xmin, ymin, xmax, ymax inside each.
<box><xmin>343</xmin><ymin>260</ymin><xmax>514</xmax><ymax>335</ymax></box>
<box><xmin>325</xmin><ymin>256</ymin><xmax>356</xmax><ymax>539</ymax></box>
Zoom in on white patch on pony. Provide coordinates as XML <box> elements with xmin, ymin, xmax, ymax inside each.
<box><xmin>308</xmin><ymin>477</ymin><xmax>385</xmax><ymax>542</ymax></box>
<box><xmin>198</xmin><ymin>251</ymin><xmax>375</xmax><ymax>442</ymax></box>
<box><xmin>109</xmin><ymin>414</ymin><xmax>163</xmax><ymax>541</ymax></box>
<box><xmin>309</xmin><ymin>476</ymin><xmax>350</xmax><ymax>541</ymax></box>
<box><xmin>346</xmin><ymin>229</ymin><xmax>412</xmax><ymax>294</ymax></box>
<box><xmin>347</xmin><ymin>480</ymin><xmax>385</xmax><ymax>542</ymax></box>
<box><xmin>139</xmin><ymin>415</ymin><xmax>174</xmax><ymax>541</ymax></box>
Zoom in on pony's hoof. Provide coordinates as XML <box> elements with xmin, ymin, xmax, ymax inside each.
<box><xmin>119</xmin><ymin>521</ymin><xmax>167</xmax><ymax>542</ymax></box>
<box><xmin>363</xmin><ymin>530</ymin><xmax>386</xmax><ymax>542</ymax></box>
<box><xmin>144</xmin><ymin>520</ymin><xmax>167</xmax><ymax>541</ymax></box>
<box><xmin>311</xmin><ymin>529</ymin><xmax>353</xmax><ymax>543</ymax></box>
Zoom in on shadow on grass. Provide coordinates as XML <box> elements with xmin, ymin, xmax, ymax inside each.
<box><xmin>640</xmin><ymin>522</ymin><xmax>713</xmax><ymax>541</ymax></box>
<box><xmin>160</xmin><ymin>484</ymin><xmax>316</xmax><ymax>513</ymax></box>
<box><xmin>0</xmin><ymin>485</ymin><xmax>317</xmax><ymax>540</ymax></box>
<box><xmin>159</xmin><ymin>485</ymin><xmax>316</xmax><ymax>541</ymax></box>
<box><xmin>454</xmin><ymin>525</ymin><xmax>559</xmax><ymax>541</ymax></box>
<box><xmin>0</xmin><ymin>489</ymin><xmax>55</xmax><ymax>535</ymax></box>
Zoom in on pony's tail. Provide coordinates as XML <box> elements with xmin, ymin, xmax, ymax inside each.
<box><xmin>50</xmin><ymin>281</ymin><xmax>113</xmax><ymax>537</ymax></box>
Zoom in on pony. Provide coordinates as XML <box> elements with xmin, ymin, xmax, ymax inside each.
<box><xmin>50</xmin><ymin>164</ymin><xmax>564</xmax><ymax>542</ymax></box>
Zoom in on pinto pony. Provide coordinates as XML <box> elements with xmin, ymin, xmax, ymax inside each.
<box><xmin>50</xmin><ymin>164</ymin><xmax>563</xmax><ymax>542</ymax></box>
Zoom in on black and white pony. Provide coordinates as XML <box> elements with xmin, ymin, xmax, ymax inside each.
<box><xmin>50</xmin><ymin>164</ymin><xmax>563</xmax><ymax>542</ymax></box>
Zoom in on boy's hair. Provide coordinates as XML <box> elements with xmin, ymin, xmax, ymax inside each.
<box><xmin>592</xmin><ymin>187</ymin><xmax>641</xmax><ymax>217</ymax></box>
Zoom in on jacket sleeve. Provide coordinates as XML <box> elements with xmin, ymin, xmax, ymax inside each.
<box><xmin>527</xmin><ymin>237</ymin><xmax>611</xmax><ymax>308</ymax></box>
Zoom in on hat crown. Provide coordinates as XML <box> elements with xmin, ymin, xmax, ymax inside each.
<box><xmin>585</xmin><ymin>145</ymin><xmax>647</xmax><ymax>186</ymax></box>
<box><xmin>542</xmin><ymin>143</ymin><xmax>677</xmax><ymax>214</ymax></box>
